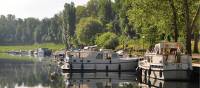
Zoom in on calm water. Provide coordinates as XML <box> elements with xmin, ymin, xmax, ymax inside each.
<box><xmin>0</xmin><ymin>56</ymin><xmax>199</xmax><ymax>88</ymax></box>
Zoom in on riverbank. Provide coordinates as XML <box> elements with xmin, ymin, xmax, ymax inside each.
<box><xmin>0</xmin><ymin>43</ymin><xmax>65</xmax><ymax>53</ymax></box>
<box><xmin>0</xmin><ymin>53</ymin><xmax>35</xmax><ymax>61</ymax></box>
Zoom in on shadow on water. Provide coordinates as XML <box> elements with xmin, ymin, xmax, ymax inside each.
<box><xmin>0</xmin><ymin>58</ymin><xmax>65</xmax><ymax>88</ymax></box>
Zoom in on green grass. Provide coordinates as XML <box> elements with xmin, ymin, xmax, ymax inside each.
<box><xmin>192</xmin><ymin>58</ymin><xmax>200</xmax><ymax>64</ymax></box>
<box><xmin>0</xmin><ymin>43</ymin><xmax>65</xmax><ymax>53</ymax></box>
<box><xmin>0</xmin><ymin>53</ymin><xmax>35</xmax><ymax>61</ymax></box>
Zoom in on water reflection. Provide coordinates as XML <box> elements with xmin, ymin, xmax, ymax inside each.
<box><xmin>63</xmin><ymin>72</ymin><xmax>138</xmax><ymax>88</ymax></box>
<box><xmin>63</xmin><ymin>72</ymin><xmax>199</xmax><ymax>88</ymax></box>
<box><xmin>137</xmin><ymin>75</ymin><xmax>199</xmax><ymax>88</ymax></box>
<box><xmin>0</xmin><ymin>59</ymin><xmax>65</xmax><ymax>88</ymax></box>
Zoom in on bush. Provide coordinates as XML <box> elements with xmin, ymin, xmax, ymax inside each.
<box><xmin>95</xmin><ymin>32</ymin><xmax>118</xmax><ymax>49</ymax></box>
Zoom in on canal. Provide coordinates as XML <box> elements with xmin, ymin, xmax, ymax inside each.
<box><xmin>0</xmin><ymin>55</ymin><xmax>199</xmax><ymax>88</ymax></box>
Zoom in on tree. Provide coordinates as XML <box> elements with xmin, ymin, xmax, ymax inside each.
<box><xmin>183</xmin><ymin>0</ymin><xmax>191</xmax><ymax>55</ymax></box>
<box><xmin>128</xmin><ymin>0</ymin><xmax>172</xmax><ymax>40</ymax></box>
<box><xmin>76</xmin><ymin>17</ymin><xmax>103</xmax><ymax>45</ymax></box>
<box><xmin>128</xmin><ymin>0</ymin><xmax>199</xmax><ymax>49</ymax></box>
<box><xmin>98</xmin><ymin>0</ymin><xmax>114</xmax><ymax>24</ymax></box>
<box><xmin>24</xmin><ymin>18</ymin><xmax>40</xmax><ymax>43</ymax></box>
<box><xmin>86</xmin><ymin>0</ymin><xmax>99</xmax><ymax>17</ymax></box>
<box><xmin>169</xmin><ymin>0</ymin><xmax>178</xmax><ymax>42</ymax></box>
<box><xmin>48</xmin><ymin>15</ymin><xmax>63</xmax><ymax>43</ymax></box>
<box><xmin>95</xmin><ymin>32</ymin><xmax>118</xmax><ymax>49</ymax></box>
<box><xmin>76</xmin><ymin>6</ymin><xmax>88</xmax><ymax>23</ymax></box>
<box><xmin>192</xmin><ymin>4</ymin><xmax>200</xmax><ymax>53</ymax></box>
<box><xmin>63</xmin><ymin>2</ymin><xmax>76</xmax><ymax>49</ymax></box>
<box><xmin>116</xmin><ymin>0</ymin><xmax>137</xmax><ymax>38</ymax></box>
<box><xmin>15</xmin><ymin>18</ymin><xmax>24</xmax><ymax>43</ymax></box>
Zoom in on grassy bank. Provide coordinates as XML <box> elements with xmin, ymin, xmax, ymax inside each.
<box><xmin>0</xmin><ymin>53</ymin><xmax>35</xmax><ymax>61</ymax></box>
<box><xmin>0</xmin><ymin>43</ymin><xmax>65</xmax><ymax>53</ymax></box>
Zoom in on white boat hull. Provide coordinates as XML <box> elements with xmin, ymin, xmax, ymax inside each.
<box><xmin>61</xmin><ymin>61</ymin><xmax>138</xmax><ymax>72</ymax></box>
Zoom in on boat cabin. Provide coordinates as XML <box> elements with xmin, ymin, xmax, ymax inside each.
<box><xmin>66</xmin><ymin>49</ymin><xmax>120</xmax><ymax>60</ymax></box>
<box><xmin>145</xmin><ymin>42</ymin><xmax>191</xmax><ymax>64</ymax></box>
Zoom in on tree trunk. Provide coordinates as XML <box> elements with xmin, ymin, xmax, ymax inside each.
<box><xmin>169</xmin><ymin>0</ymin><xmax>178</xmax><ymax>42</ymax></box>
<box><xmin>194</xmin><ymin>30</ymin><xmax>199</xmax><ymax>53</ymax></box>
<box><xmin>62</xmin><ymin>20</ymin><xmax>69</xmax><ymax>50</ymax></box>
<box><xmin>191</xmin><ymin>5</ymin><xmax>200</xmax><ymax>31</ymax></box>
<box><xmin>192</xmin><ymin>5</ymin><xmax>200</xmax><ymax>53</ymax></box>
<box><xmin>183</xmin><ymin>0</ymin><xmax>192</xmax><ymax>55</ymax></box>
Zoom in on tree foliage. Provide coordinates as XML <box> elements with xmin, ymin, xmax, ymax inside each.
<box><xmin>128</xmin><ymin>0</ymin><xmax>200</xmax><ymax>53</ymax></box>
<box><xmin>63</xmin><ymin>3</ymin><xmax>76</xmax><ymax>48</ymax></box>
<box><xmin>76</xmin><ymin>17</ymin><xmax>103</xmax><ymax>45</ymax></box>
<box><xmin>0</xmin><ymin>0</ymin><xmax>199</xmax><ymax>53</ymax></box>
<box><xmin>95</xmin><ymin>32</ymin><xmax>118</xmax><ymax>49</ymax></box>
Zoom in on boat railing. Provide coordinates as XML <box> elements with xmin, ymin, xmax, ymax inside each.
<box><xmin>145</xmin><ymin>53</ymin><xmax>157</xmax><ymax>56</ymax></box>
<box><xmin>68</xmin><ymin>51</ymin><xmax>99</xmax><ymax>59</ymax></box>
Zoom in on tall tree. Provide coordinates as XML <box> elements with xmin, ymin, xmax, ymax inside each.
<box><xmin>98</xmin><ymin>0</ymin><xmax>114</xmax><ymax>24</ymax></box>
<box><xmin>128</xmin><ymin>0</ymin><xmax>171</xmax><ymax>42</ymax></box>
<box><xmin>76</xmin><ymin>6</ymin><xmax>88</xmax><ymax>23</ymax></box>
<box><xmin>86</xmin><ymin>0</ymin><xmax>99</xmax><ymax>17</ymax></box>
<box><xmin>169</xmin><ymin>0</ymin><xmax>178</xmax><ymax>42</ymax></box>
<box><xmin>183</xmin><ymin>0</ymin><xmax>192</xmax><ymax>55</ymax></box>
<box><xmin>115</xmin><ymin>0</ymin><xmax>134</xmax><ymax>37</ymax></box>
<box><xmin>63</xmin><ymin>2</ymin><xmax>76</xmax><ymax>49</ymax></box>
<box><xmin>15</xmin><ymin>18</ymin><xmax>24</xmax><ymax>43</ymax></box>
<box><xmin>192</xmin><ymin>4</ymin><xmax>200</xmax><ymax>53</ymax></box>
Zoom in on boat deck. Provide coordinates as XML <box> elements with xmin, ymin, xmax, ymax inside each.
<box><xmin>192</xmin><ymin>63</ymin><xmax>200</xmax><ymax>67</ymax></box>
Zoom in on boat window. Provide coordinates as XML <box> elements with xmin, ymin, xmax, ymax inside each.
<box><xmin>112</xmin><ymin>53</ymin><xmax>118</xmax><ymax>58</ymax></box>
<box><xmin>87</xmin><ymin>60</ymin><xmax>90</xmax><ymax>63</ymax></box>
<box><xmin>73</xmin><ymin>60</ymin><xmax>76</xmax><ymax>62</ymax></box>
<box><xmin>96</xmin><ymin>53</ymin><xmax>103</xmax><ymax>59</ymax></box>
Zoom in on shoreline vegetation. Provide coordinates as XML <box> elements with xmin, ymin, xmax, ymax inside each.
<box><xmin>0</xmin><ymin>53</ymin><xmax>34</xmax><ymax>62</ymax></box>
<box><xmin>0</xmin><ymin>43</ymin><xmax>64</xmax><ymax>61</ymax></box>
<box><xmin>0</xmin><ymin>42</ymin><xmax>199</xmax><ymax>54</ymax></box>
<box><xmin>0</xmin><ymin>42</ymin><xmax>199</xmax><ymax>63</ymax></box>
<box><xmin>0</xmin><ymin>43</ymin><xmax>65</xmax><ymax>53</ymax></box>
<box><xmin>0</xmin><ymin>41</ymin><xmax>199</xmax><ymax>53</ymax></box>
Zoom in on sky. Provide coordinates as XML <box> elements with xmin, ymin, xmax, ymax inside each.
<box><xmin>0</xmin><ymin>0</ymin><xmax>89</xmax><ymax>19</ymax></box>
